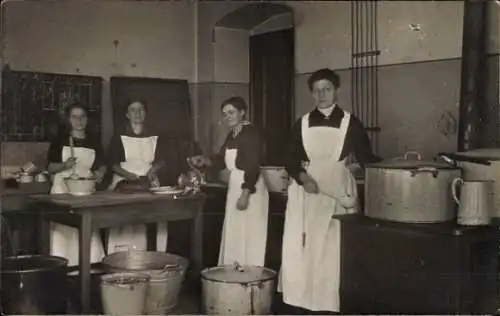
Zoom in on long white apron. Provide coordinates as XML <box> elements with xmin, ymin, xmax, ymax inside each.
<box><xmin>50</xmin><ymin>146</ymin><xmax>106</xmax><ymax>266</ymax></box>
<box><xmin>107</xmin><ymin>135</ymin><xmax>168</xmax><ymax>253</ymax></box>
<box><xmin>278</xmin><ymin>111</ymin><xmax>358</xmax><ymax>312</ymax></box>
<box><xmin>218</xmin><ymin>148</ymin><xmax>269</xmax><ymax>266</ymax></box>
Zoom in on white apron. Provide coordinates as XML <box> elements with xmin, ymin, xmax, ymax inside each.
<box><xmin>107</xmin><ymin>135</ymin><xmax>168</xmax><ymax>253</ymax></box>
<box><xmin>218</xmin><ymin>148</ymin><xmax>269</xmax><ymax>266</ymax></box>
<box><xmin>50</xmin><ymin>145</ymin><xmax>106</xmax><ymax>266</ymax></box>
<box><xmin>278</xmin><ymin>111</ymin><xmax>358</xmax><ymax>312</ymax></box>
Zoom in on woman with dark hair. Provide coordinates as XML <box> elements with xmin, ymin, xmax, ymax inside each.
<box><xmin>46</xmin><ymin>102</ymin><xmax>106</xmax><ymax>266</ymax></box>
<box><xmin>107</xmin><ymin>100</ymin><xmax>168</xmax><ymax>253</ymax></box>
<box><xmin>190</xmin><ymin>96</ymin><xmax>269</xmax><ymax>266</ymax></box>
<box><xmin>278</xmin><ymin>68</ymin><xmax>381</xmax><ymax>314</ymax></box>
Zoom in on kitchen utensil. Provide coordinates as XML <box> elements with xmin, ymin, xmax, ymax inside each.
<box><xmin>64</xmin><ymin>177</ymin><xmax>96</xmax><ymax>196</ymax></box>
<box><xmin>69</xmin><ymin>136</ymin><xmax>77</xmax><ymax>179</ymax></box>
<box><xmin>201</xmin><ymin>264</ymin><xmax>277</xmax><ymax>315</ymax></box>
<box><xmin>364</xmin><ymin>151</ymin><xmax>460</xmax><ymax>223</ymax></box>
<box><xmin>439</xmin><ymin>149</ymin><xmax>500</xmax><ymax>218</ymax></box>
<box><xmin>451</xmin><ymin>178</ymin><xmax>493</xmax><ymax>226</ymax></box>
<box><xmin>261</xmin><ymin>166</ymin><xmax>289</xmax><ymax>193</ymax></box>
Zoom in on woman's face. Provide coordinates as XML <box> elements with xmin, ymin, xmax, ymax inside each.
<box><xmin>311</xmin><ymin>79</ymin><xmax>337</xmax><ymax>109</ymax></box>
<box><xmin>69</xmin><ymin>107</ymin><xmax>88</xmax><ymax>131</ymax></box>
<box><xmin>222</xmin><ymin>104</ymin><xmax>245</xmax><ymax>128</ymax></box>
<box><xmin>126</xmin><ymin>102</ymin><xmax>146</xmax><ymax>124</ymax></box>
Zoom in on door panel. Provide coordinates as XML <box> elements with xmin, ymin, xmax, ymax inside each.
<box><xmin>250</xmin><ymin>29</ymin><xmax>295</xmax><ymax>166</ymax></box>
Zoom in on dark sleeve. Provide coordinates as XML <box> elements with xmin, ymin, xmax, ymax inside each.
<box><xmin>212</xmin><ymin>135</ymin><xmax>229</xmax><ymax>171</ymax></box>
<box><xmin>153</xmin><ymin>136</ymin><xmax>166</xmax><ymax>165</ymax></box>
<box><xmin>350</xmin><ymin>116</ymin><xmax>382</xmax><ymax>168</ymax></box>
<box><xmin>285</xmin><ymin>120</ymin><xmax>307</xmax><ymax>185</ymax></box>
<box><xmin>108</xmin><ymin>134</ymin><xmax>125</xmax><ymax>165</ymax></box>
<box><xmin>90</xmin><ymin>137</ymin><xmax>106</xmax><ymax>171</ymax></box>
<box><xmin>47</xmin><ymin>137</ymin><xmax>63</xmax><ymax>163</ymax></box>
<box><xmin>237</xmin><ymin>126</ymin><xmax>262</xmax><ymax>194</ymax></box>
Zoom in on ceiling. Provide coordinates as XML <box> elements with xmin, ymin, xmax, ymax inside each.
<box><xmin>215</xmin><ymin>3</ymin><xmax>293</xmax><ymax>30</ymax></box>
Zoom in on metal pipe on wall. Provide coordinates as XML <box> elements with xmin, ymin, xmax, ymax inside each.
<box><xmin>457</xmin><ymin>0</ymin><xmax>489</xmax><ymax>151</ymax></box>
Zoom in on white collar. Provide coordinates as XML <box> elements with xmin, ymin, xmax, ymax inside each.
<box><xmin>318</xmin><ymin>104</ymin><xmax>336</xmax><ymax>117</ymax></box>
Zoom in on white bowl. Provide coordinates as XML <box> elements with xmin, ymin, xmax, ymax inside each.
<box><xmin>64</xmin><ymin>177</ymin><xmax>96</xmax><ymax>196</ymax></box>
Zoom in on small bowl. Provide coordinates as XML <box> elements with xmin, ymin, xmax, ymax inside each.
<box><xmin>64</xmin><ymin>177</ymin><xmax>96</xmax><ymax>196</ymax></box>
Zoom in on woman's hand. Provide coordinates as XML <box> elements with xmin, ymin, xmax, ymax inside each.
<box><xmin>299</xmin><ymin>172</ymin><xmax>319</xmax><ymax>194</ymax></box>
<box><xmin>63</xmin><ymin>157</ymin><xmax>77</xmax><ymax>170</ymax></box>
<box><xmin>147</xmin><ymin>171</ymin><xmax>160</xmax><ymax>188</ymax></box>
<box><xmin>190</xmin><ymin>155</ymin><xmax>211</xmax><ymax>168</ymax></box>
<box><xmin>236</xmin><ymin>189</ymin><xmax>250</xmax><ymax>211</ymax></box>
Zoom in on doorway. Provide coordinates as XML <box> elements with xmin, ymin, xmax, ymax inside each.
<box><xmin>250</xmin><ymin>28</ymin><xmax>295</xmax><ymax>166</ymax></box>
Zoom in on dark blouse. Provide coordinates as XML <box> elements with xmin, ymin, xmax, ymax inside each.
<box><xmin>213</xmin><ymin>124</ymin><xmax>263</xmax><ymax>194</ymax></box>
<box><xmin>108</xmin><ymin>126</ymin><xmax>165</xmax><ymax>165</ymax></box>
<box><xmin>285</xmin><ymin>106</ymin><xmax>381</xmax><ymax>184</ymax></box>
<box><xmin>47</xmin><ymin>133</ymin><xmax>104</xmax><ymax>171</ymax></box>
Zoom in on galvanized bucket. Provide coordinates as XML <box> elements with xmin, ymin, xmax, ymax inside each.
<box><xmin>100</xmin><ymin>272</ymin><xmax>150</xmax><ymax>315</ymax></box>
<box><xmin>102</xmin><ymin>250</ymin><xmax>189</xmax><ymax>314</ymax></box>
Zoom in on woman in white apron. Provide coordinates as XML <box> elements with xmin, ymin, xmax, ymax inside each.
<box><xmin>278</xmin><ymin>68</ymin><xmax>381</xmax><ymax>314</ymax></box>
<box><xmin>191</xmin><ymin>96</ymin><xmax>269</xmax><ymax>266</ymax></box>
<box><xmin>46</xmin><ymin>103</ymin><xmax>106</xmax><ymax>266</ymax></box>
<box><xmin>107</xmin><ymin>100</ymin><xmax>168</xmax><ymax>253</ymax></box>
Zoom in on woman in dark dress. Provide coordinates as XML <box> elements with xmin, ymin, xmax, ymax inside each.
<box><xmin>190</xmin><ymin>96</ymin><xmax>269</xmax><ymax>266</ymax></box>
<box><xmin>106</xmin><ymin>100</ymin><xmax>167</xmax><ymax>253</ymax></box>
<box><xmin>278</xmin><ymin>68</ymin><xmax>381</xmax><ymax>314</ymax></box>
<box><xmin>46</xmin><ymin>102</ymin><xmax>106</xmax><ymax>266</ymax></box>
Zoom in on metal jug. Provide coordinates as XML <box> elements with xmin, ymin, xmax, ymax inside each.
<box><xmin>451</xmin><ymin>178</ymin><xmax>493</xmax><ymax>226</ymax></box>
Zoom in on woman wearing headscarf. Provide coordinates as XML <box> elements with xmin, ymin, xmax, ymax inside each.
<box><xmin>278</xmin><ymin>68</ymin><xmax>381</xmax><ymax>314</ymax></box>
<box><xmin>107</xmin><ymin>100</ymin><xmax>168</xmax><ymax>253</ymax></box>
<box><xmin>190</xmin><ymin>96</ymin><xmax>269</xmax><ymax>266</ymax></box>
<box><xmin>47</xmin><ymin>102</ymin><xmax>106</xmax><ymax>266</ymax></box>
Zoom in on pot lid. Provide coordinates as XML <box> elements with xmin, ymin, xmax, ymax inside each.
<box><xmin>201</xmin><ymin>265</ymin><xmax>276</xmax><ymax>284</ymax></box>
<box><xmin>367</xmin><ymin>160</ymin><xmax>454</xmax><ymax>170</ymax></box>
<box><xmin>456</xmin><ymin>148</ymin><xmax>500</xmax><ymax>161</ymax></box>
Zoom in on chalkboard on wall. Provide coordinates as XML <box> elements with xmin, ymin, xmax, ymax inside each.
<box><xmin>1</xmin><ymin>70</ymin><xmax>103</xmax><ymax>141</ymax></box>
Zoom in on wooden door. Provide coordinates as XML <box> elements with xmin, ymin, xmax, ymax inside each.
<box><xmin>250</xmin><ymin>28</ymin><xmax>295</xmax><ymax>166</ymax></box>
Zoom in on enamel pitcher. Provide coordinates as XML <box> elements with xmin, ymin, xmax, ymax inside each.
<box><xmin>451</xmin><ymin>178</ymin><xmax>493</xmax><ymax>226</ymax></box>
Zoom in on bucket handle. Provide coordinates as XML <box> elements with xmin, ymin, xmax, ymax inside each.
<box><xmin>162</xmin><ymin>264</ymin><xmax>181</xmax><ymax>273</ymax></box>
<box><xmin>114</xmin><ymin>244</ymin><xmax>137</xmax><ymax>252</ymax></box>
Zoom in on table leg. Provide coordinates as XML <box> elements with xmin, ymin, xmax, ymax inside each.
<box><xmin>37</xmin><ymin>213</ymin><xmax>50</xmax><ymax>255</ymax></box>
<box><xmin>191</xmin><ymin>210</ymin><xmax>203</xmax><ymax>273</ymax></box>
<box><xmin>78</xmin><ymin>213</ymin><xmax>92</xmax><ymax>314</ymax></box>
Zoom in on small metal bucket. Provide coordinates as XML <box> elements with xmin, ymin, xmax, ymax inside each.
<box><xmin>100</xmin><ymin>272</ymin><xmax>150</xmax><ymax>315</ymax></box>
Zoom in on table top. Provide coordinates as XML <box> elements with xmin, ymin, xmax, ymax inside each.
<box><xmin>29</xmin><ymin>191</ymin><xmax>205</xmax><ymax>209</ymax></box>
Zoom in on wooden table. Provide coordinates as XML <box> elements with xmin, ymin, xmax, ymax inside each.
<box><xmin>29</xmin><ymin>191</ymin><xmax>206</xmax><ymax>314</ymax></box>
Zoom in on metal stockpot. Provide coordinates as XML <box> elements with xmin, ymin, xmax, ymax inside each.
<box><xmin>364</xmin><ymin>152</ymin><xmax>460</xmax><ymax>223</ymax></box>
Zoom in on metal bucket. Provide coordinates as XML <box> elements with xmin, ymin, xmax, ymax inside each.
<box><xmin>1</xmin><ymin>255</ymin><xmax>68</xmax><ymax>315</ymax></box>
<box><xmin>201</xmin><ymin>264</ymin><xmax>277</xmax><ymax>315</ymax></box>
<box><xmin>100</xmin><ymin>272</ymin><xmax>150</xmax><ymax>315</ymax></box>
<box><xmin>102</xmin><ymin>250</ymin><xmax>189</xmax><ymax>314</ymax></box>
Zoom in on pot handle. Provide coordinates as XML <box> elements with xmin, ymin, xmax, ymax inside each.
<box><xmin>410</xmin><ymin>167</ymin><xmax>439</xmax><ymax>178</ymax></box>
<box><xmin>404</xmin><ymin>151</ymin><xmax>422</xmax><ymax>161</ymax></box>
<box><xmin>451</xmin><ymin>177</ymin><xmax>463</xmax><ymax>205</ymax></box>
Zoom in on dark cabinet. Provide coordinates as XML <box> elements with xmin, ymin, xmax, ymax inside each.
<box><xmin>340</xmin><ymin>216</ymin><xmax>498</xmax><ymax>314</ymax></box>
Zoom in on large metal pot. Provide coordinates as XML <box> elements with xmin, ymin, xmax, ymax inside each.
<box><xmin>364</xmin><ymin>152</ymin><xmax>460</xmax><ymax>223</ymax></box>
<box><xmin>201</xmin><ymin>263</ymin><xmax>276</xmax><ymax>315</ymax></box>
<box><xmin>440</xmin><ymin>149</ymin><xmax>500</xmax><ymax>218</ymax></box>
